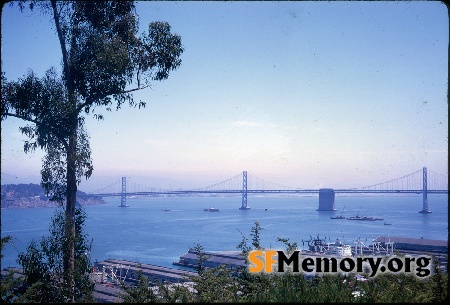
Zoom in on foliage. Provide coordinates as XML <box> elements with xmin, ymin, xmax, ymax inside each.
<box><xmin>118</xmin><ymin>270</ymin><xmax>159</xmax><ymax>303</ymax></box>
<box><xmin>0</xmin><ymin>236</ymin><xmax>26</xmax><ymax>302</ymax></box>
<box><xmin>277</xmin><ymin>237</ymin><xmax>298</xmax><ymax>253</ymax></box>
<box><xmin>237</xmin><ymin>220</ymin><xmax>264</xmax><ymax>256</ymax></box>
<box><xmin>192</xmin><ymin>264</ymin><xmax>242</xmax><ymax>303</ymax></box>
<box><xmin>190</xmin><ymin>243</ymin><xmax>211</xmax><ymax>274</ymax></box>
<box><xmin>12</xmin><ymin>207</ymin><xmax>94</xmax><ymax>303</ymax></box>
<box><xmin>152</xmin><ymin>281</ymin><xmax>194</xmax><ymax>303</ymax></box>
<box><xmin>1</xmin><ymin>236</ymin><xmax>14</xmax><ymax>259</ymax></box>
<box><xmin>429</xmin><ymin>256</ymin><xmax>448</xmax><ymax>302</ymax></box>
<box><xmin>118</xmin><ymin>268</ymin><xmax>196</xmax><ymax>303</ymax></box>
<box><xmin>2</xmin><ymin>67</ymin><xmax>91</xmax><ymax>203</ymax></box>
<box><xmin>250</xmin><ymin>220</ymin><xmax>263</xmax><ymax>250</ymax></box>
<box><xmin>0</xmin><ymin>268</ymin><xmax>27</xmax><ymax>303</ymax></box>
<box><xmin>1</xmin><ymin>184</ymin><xmax>50</xmax><ymax>200</ymax></box>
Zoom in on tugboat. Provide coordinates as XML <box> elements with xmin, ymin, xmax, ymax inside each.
<box><xmin>330</xmin><ymin>206</ymin><xmax>346</xmax><ymax>219</ymax></box>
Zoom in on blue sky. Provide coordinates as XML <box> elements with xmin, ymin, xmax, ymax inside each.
<box><xmin>1</xmin><ymin>1</ymin><xmax>448</xmax><ymax>192</ymax></box>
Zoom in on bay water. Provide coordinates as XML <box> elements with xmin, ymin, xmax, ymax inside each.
<box><xmin>1</xmin><ymin>194</ymin><xmax>448</xmax><ymax>269</ymax></box>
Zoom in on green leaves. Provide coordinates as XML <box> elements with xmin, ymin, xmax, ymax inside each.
<box><xmin>141</xmin><ymin>21</ymin><xmax>184</xmax><ymax>82</ymax></box>
<box><xmin>15</xmin><ymin>207</ymin><xmax>94</xmax><ymax>303</ymax></box>
<box><xmin>4</xmin><ymin>68</ymin><xmax>71</xmax><ymax>149</ymax></box>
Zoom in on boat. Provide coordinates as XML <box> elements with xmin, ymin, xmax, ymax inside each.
<box><xmin>162</xmin><ymin>208</ymin><xmax>171</xmax><ymax>212</ymax></box>
<box><xmin>346</xmin><ymin>207</ymin><xmax>365</xmax><ymax>220</ymax></box>
<box><xmin>384</xmin><ymin>222</ymin><xmax>392</xmax><ymax>225</ymax></box>
<box><xmin>346</xmin><ymin>207</ymin><xmax>383</xmax><ymax>221</ymax></box>
<box><xmin>330</xmin><ymin>206</ymin><xmax>346</xmax><ymax>219</ymax></box>
<box><xmin>357</xmin><ymin>216</ymin><xmax>384</xmax><ymax>221</ymax></box>
<box><xmin>306</xmin><ymin>235</ymin><xmax>353</xmax><ymax>256</ymax></box>
<box><xmin>347</xmin><ymin>216</ymin><xmax>377</xmax><ymax>221</ymax></box>
<box><xmin>328</xmin><ymin>244</ymin><xmax>353</xmax><ymax>256</ymax></box>
<box><xmin>204</xmin><ymin>207</ymin><xmax>219</xmax><ymax>212</ymax></box>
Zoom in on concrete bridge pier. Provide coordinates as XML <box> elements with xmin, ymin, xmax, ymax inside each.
<box><xmin>317</xmin><ymin>188</ymin><xmax>337</xmax><ymax>211</ymax></box>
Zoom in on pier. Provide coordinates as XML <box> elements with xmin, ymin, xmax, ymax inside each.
<box><xmin>91</xmin><ymin>259</ymin><xmax>197</xmax><ymax>302</ymax></box>
<box><xmin>173</xmin><ymin>250</ymin><xmax>246</xmax><ymax>270</ymax></box>
<box><xmin>93</xmin><ymin>259</ymin><xmax>197</xmax><ymax>285</ymax></box>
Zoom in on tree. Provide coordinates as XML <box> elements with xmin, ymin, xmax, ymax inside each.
<box><xmin>1</xmin><ymin>0</ymin><xmax>183</xmax><ymax>301</ymax></box>
<box><xmin>6</xmin><ymin>207</ymin><xmax>93</xmax><ymax>303</ymax></box>
<box><xmin>0</xmin><ymin>236</ymin><xmax>26</xmax><ymax>302</ymax></box>
<box><xmin>276</xmin><ymin>237</ymin><xmax>298</xmax><ymax>254</ymax></box>
<box><xmin>118</xmin><ymin>270</ymin><xmax>160</xmax><ymax>303</ymax></box>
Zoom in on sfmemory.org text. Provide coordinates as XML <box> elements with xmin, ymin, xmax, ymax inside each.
<box><xmin>248</xmin><ymin>250</ymin><xmax>432</xmax><ymax>278</ymax></box>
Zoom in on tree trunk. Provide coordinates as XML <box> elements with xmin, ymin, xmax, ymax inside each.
<box><xmin>65</xmin><ymin>121</ymin><xmax>77</xmax><ymax>301</ymax></box>
<box><xmin>51</xmin><ymin>1</ymin><xmax>77</xmax><ymax>300</ymax></box>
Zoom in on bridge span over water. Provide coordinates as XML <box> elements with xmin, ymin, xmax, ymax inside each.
<box><xmin>89</xmin><ymin>167</ymin><xmax>447</xmax><ymax>213</ymax></box>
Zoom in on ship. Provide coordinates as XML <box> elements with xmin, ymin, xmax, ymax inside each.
<box><xmin>306</xmin><ymin>234</ymin><xmax>329</xmax><ymax>252</ymax></box>
<box><xmin>305</xmin><ymin>235</ymin><xmax>353</xmax><ymax>256</ymax></box>
<box><xmin>326</xmin><ymin>241</ymin><xmax>353</xmax><ymax>256</ymax></box>
<box><xmin>347</xmin><ymin>215</ymin><xmax>384</xmax><ymax>221</ymax></box>
<box><xmin>347</xmin><ymin>216</ymin><xmax>377</xmax><ymax>221</ymax></box>
<box><xmin>346</xmin><ymin>207</ymin><xmax>383</xmax><ymax>221</ymax></box>
<box><xmin>204</xmin><ymin>206</ymin><xmax>219</xmax><ymax>212</ymax></box>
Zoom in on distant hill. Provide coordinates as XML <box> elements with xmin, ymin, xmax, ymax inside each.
<box><xmin>1</xmin><ymin>183</ymin><xmax>106</xmax><ymax>209</ymax></box>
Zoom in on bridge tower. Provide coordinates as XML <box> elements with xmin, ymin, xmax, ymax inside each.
<box><xmin>419</xmin><ymin>167</ymin><xmax>431</xmax><ymax>213</ymax></box>
<box><xmin>239</xmin><ymin>171</ymin><xmax>250</xmax><ymax>210</ymax></box>
<box><xmin>120</xmin><ymin>177</ymin><xmax>129</xmax><ymax>207</ymax></box>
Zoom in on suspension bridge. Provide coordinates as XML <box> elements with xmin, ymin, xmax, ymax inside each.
<box><xmin>89</xmin><ymin>167</ymin><xmax>447</xmax><ymax>213</ymax></box>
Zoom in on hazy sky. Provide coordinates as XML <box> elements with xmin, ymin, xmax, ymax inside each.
<box><xmin>1</xmin><ymin>1</ymin><xmax>448</xmax><ymax>192</ymax></box>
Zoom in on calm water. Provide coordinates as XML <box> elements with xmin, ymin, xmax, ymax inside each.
<box><xmin>1</xmin><ymin>194</ymin><xmax>448</xmax><ymax>269</ymax></box>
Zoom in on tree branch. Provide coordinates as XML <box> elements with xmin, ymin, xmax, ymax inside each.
<box><xmin>3</xmin><ymin>112</ymin><xmax>69</xmax><ymax>151</ymax></box>
<box><xmin>76</xmin><ymin>85</ymin><xmax>150</xmax><ymax>113</ymax></box>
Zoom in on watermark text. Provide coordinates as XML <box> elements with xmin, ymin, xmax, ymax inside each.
<box><xmin>248</xmin><ymin>250</ymin><xmax>432</xmax><ymax>278</ymax></box>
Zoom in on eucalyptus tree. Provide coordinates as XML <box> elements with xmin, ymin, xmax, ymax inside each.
<box><xmin>1</xmin><ymin>0</ymin><xmax>183</xmax><ymax>300</ymax></box>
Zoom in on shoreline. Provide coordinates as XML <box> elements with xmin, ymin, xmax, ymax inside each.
<box><xmin>1</xmin><ymin>197</ymin><xmax>106</xmax><ymax>209</ymax></box>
